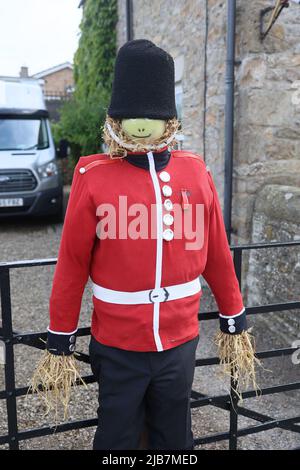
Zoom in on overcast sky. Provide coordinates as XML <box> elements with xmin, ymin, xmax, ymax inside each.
<box><xmin>0</xmin><ymin>0</ymin><xmax>82</xmax><ymax>76</ymax></box>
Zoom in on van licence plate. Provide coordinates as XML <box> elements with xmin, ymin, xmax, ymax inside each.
<box><xmin>0</xmin><ymin>198</ymin><xmax>24</xmax><ymax>207</ymax></box>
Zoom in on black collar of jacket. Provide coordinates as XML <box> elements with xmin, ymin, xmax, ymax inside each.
<box><xmin>124</xmin><ymin>147</ymin><xmax>171</xmax><ymax>171</ymax></box>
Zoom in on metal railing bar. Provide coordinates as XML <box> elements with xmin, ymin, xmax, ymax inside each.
<box><xmin>0</xmin><ymin>240</ymin><xmax>298</xmax><ymax>271</ymax></box>
<box><xmin>230</xmin><ymin>240</ymin><xmax>300</xmax><ymax>250</ymax></box>
<box><xmin>233</xmin><ymin>247</ymin><xmax>243</xmax><ymax>289</ymax></box>
<box><xmin>3</xmin><ymin>306</ymin><xmax>299</xmax><ymax>339</ymax></box>
<box><xmin>0</xmin><ymin>354</ymin><xmax>298</xmax><ymax>404</ymax></box>
<box><xmin>0</xmin><ymin>375</ymin><xmax>96</xmax><ymax>401</ymax></box>
<box><xmin>195</xmin><ymin>357</ymin><xmax>220</xmax><ymax>366</ymax></box>
<box><xmin>236</xmin><ymin>416</ymin><xmax>300</xmax><ymax>438</ymax></box>
<box><xmin>229</xmin><ymin>375</ymin><xmax>239</xmax><ymax>449</ymax></box>
<box><xmin>231</xmin><ymin>248</ymin><xmax>242</xmax><ymax>449</ymax></box>
<box><xmin>17</xmin><ymin>374</ymin><xmax>96</xmax><ymax>398</ymax></box>
<box><xmin>194</xmin><ymin>430</ymin><xmax>230</xmax><ymax>446</ymax></box>
<box><xmin>236</xmin><ymin>406</ymin><xmax>300</xmax><ymax>434</ymax></box>
<box><xmin>190</xmin><ymin>416</ymin><xmax>300</xmax><ymax>448</ymax></box>
<box><xmin>242</xmin><ymin>302</ymin><xmax>300</xmax><ymax>315</ymax></box>
<box><xmin>0</xmin><ymin>258</ymin><xmax>57</xmax><ymax>269</ymax></box>
<box><xmin>195</xmin><ymin>346</ymin><xmax>298</xmax><ymax>367</ymax></box>
<box><xmin>199</xmin><ymin>301</ymin><xmax>300</xmax><ymax>321</ymax></box>
<box><xmin>0</xmin><ymin>393</ymin><xmax>260</xmax><ymax>447</ymax></box>
<box><xmin>191</xmin><ymin>390</ymin><xmax>230</xmax><ymax>411</ymax></box>
<box><xmin>6</xmin><ymin>378</ymin><xmax>298</xmax><ymax>418</ymax></box>
<box><xmin>73</xmin><ymin>351</ymin><xmax>91</xmax><ymax>364</ymax></box>
<box><xmin>194</xmin><ymin>417</ymin><xmax>300</xmax><ymax>447</ymax></box>
<box><xmin>18</xmin><ymin>417</ymin><xmax>98</xmax><ymax>441</ymax></box>
<box><xmin>254</xmin><ymin>347</ymin><xmax>299</xmax><ymax>359</ymax></box>
<box><xmin>1</xmin><ymin>413</ymin><xmax>298</xmax><ymax>448</ymax></box>
<box><xmin>191</xmin><ymin>381</ymin><xmax>300</xmax><ymax>407</ymax></box>
<box><xmin>0</xmin><ymin>267</ymin><xmax>19</xmax><ymax>450</ymax></box>
<box><xmin>3</xmin><ymin>307</ymin><xmax>296</xmax><ymax>341</ymax></box>
<box><xmin>0</xmin><ymin>435</ymin><xmax>9</xmax><ymax>446</ymax></box>
<box><xmin>0</xmin><ymin>417</ymin><xmax>98</xmax><ymax>445</ymax></box>
<box><xmin>0</xmin><ymin>326</ymin><xmax>92</xmax><ymax>345</ymax></box>
<box><xmin>242</xmin><ymin>381</ymin><xmax>300</xmax><ymax>398</ymax></box>
<box><xmin>191</xmin><ymin>390</ymin><xmax>300</xmax><ymax>434</ymax></box>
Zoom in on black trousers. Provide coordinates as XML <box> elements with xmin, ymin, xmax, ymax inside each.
<box><xmin>89</xmin><ymin>334</ymin><xmax>199</xmax><ymax>450</ymax></box>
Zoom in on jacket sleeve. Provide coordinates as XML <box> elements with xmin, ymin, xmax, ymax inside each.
<box><xmin>201</xmin><ymin>166</ymin><xmax>247</xmax><ymax>335</ymax></box>
<box><xmin>47</xmin><ymin>158</ymin><xmax>98</xmax><ymax>354</ymax></box>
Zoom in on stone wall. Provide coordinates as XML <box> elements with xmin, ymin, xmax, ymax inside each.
<box><xmin>114</xmin><ymin>0</ymin><xmax>300</xmax><ymax>341</ymax></box>
<box><xmin>245</xmin><ymin>184</ymin><xmax>300</xmax><ymax>343</ymax></box>
<box><xmin>116</xmin><ymin>0</ymin><xmax>300</xmax><ymax>248</ymax></box>
<box><xmin>116</xmin><ymin>0</ymin><xmax>206</xmax><ymax>154</ymax></box>
<box><xmin>234</xmin><ymin>0</ymin><xmax>300</xmax><ymax>243</ymax></box>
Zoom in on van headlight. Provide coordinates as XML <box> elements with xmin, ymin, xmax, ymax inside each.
<box><xmin>37</xmin><ymin>161</ymin><xmax>58</xmax><ymax>179</ymax></box>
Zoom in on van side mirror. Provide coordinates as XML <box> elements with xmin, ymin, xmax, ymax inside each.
<box><xmin>57</xmin><ymin>139</ymin><xmax>70</xmax><ymax>159</ymax></box>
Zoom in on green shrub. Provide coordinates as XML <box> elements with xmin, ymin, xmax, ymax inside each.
<box><xmin>55</xmin><ymin>0</ymin><xmax>117</xmax><ymax>167</ymax></box>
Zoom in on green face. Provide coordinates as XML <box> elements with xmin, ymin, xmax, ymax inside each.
<box><xmin>121</xmin><ymin>118</ymin><xmax>166</xmax><ymax>144</ymax></box>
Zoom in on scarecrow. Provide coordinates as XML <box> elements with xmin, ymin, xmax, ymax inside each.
<box><xmin>31</xmin><ymin>39</ymin><xmax>259</xmax><ymax>450</ymax></box>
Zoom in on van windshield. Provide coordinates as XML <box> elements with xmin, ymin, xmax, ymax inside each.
<box><xmin>0</xmin><ymin>118</ymin><xmax>49</xmax><ymax>151</ymax></box>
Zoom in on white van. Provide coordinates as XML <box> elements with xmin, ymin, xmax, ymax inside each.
<box><xmin>0</xmin><ymin>77</ymin><xmax>65</xmax><ymax>220</ymax></box>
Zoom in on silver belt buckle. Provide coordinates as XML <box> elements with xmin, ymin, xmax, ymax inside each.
<box><xmin>149</xmin><ymin>287</ymin><xmax>169</xmax><ymax>303</ymax></box>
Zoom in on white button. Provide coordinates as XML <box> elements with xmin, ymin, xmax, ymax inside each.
<box><xmin>159</xmin><ymin>171</ymin><xmax>170</xmax><ymax>183</ymax></box>
<box><xmin>163</xmin><ymin>213</ymin><xmax>174</xmax><ymax>226</ymax></box>
<box><xmin>162</xmin><ymin>185</ymin><xmax>172</xmax><ymax>197</ymax></box>
<box><xmin>69</xmin><ymin>344</ymin><xmax>76</xmax><ymax>352</ymax></box>
<box><xmin>164</xmin><ymin>199</ymin><xmax>173</xmax><ymax>211</ymax></box>
<box><xmin>69</xmin><ymin>335</ymin><xmax>76</xmax><ymax>343</ymax></box>
<box><xmin>163</xmin><ymin>229</ymin><xmax>174</xmax><ymax>241</ymax></box>
<box><xmin>228</xmin><ymin>325</ymin><xmax>236</xmax><ymax>333</ymax></box>
<box><xmin>79</xmin><ymin>167</ymin><xmax>86</xmax><ymax>174</ymax></box>
<box><xmin>228</xmin><ymin>319</ymin><xmax>235</xmax><ymax>325</ymax></box>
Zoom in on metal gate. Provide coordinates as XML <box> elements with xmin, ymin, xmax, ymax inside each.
<box><xmin>0</xmin><ymin>241</ymin><xmax>300</xmax><ymax>450</ymax></box>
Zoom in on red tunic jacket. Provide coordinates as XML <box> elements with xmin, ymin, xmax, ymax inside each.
<box><xmin>48</xmin><ymin>149</ymin><xmax>246</xmax><ymax>353</ymax></box>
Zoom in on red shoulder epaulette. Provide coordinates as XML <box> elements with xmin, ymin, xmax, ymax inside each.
<box><xmin>171</xmin><ymin>150</ymin><xmax>209</xmax><ymax>169</ymax></box>
<box><xmin>78</xmin><ymin>154</ymin><xmax>124</xmax><ymax>174</ymax></box>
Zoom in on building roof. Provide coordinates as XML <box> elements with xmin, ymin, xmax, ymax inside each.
<box><xmin>32</xmin><ymin>62</ymin><xmax>73</xmax><ymax>79</ymax></box>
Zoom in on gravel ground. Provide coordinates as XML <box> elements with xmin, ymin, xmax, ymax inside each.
<box><xmin>0</xmin><ymin>190</ymin><xmax>299</xmax><ymax>450</ymax></box>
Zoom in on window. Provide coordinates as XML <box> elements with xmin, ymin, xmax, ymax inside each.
<box><xmin>0</xmin><ymin>118</ymin><xmax>49</xmax><ymax>151</ymax></box>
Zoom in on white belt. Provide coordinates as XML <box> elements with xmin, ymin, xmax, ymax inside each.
<box><xmin>91</xmin><ymin>277</ymin><xmax>201</xmax><ymax>305</ymax></box>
